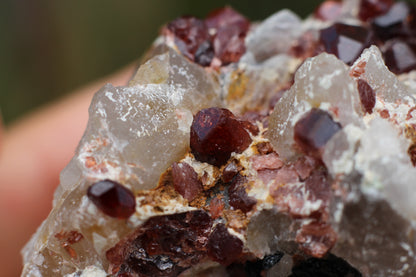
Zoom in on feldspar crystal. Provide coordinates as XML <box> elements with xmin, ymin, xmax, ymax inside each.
<box><xmin>22</xmin><ymin>0</ymin><xmax>416</xmax><ymax>276</ymax></box>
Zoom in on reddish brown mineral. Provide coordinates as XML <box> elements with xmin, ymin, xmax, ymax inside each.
<box><xmin>319</xmin><ymin>23</ymin><xmax>373</xmax><ymax>65</ymax></box>
<box><xmin>205</xmin><ymin>7</ymin><xmax>249</xmax><ymax>65</ymax></box>
<box><xmin>359</xmin><ymin>0</ymin><xmax>393</xmax><ymax>21</ymax></box>
<box><xmin>207</xmin><ymin>223</ymin><xmax>243</xmax><ymax>265</ymax></box>
<box><xmin>107</xmin><ymin>211</ymin><xmax>213</xmax><ymax>276</ymax></box>
<box><xmin>357</xmin><ymin>79</ymin><xmax>376</xmax><ymax>114</ymax></box>
<box><xmin>294</xmin><ymin>109</ymin><xmax>342</xmax><ymax>158</ymax></box>
<box><xmin>171</xmin><ymin>162</ymin><xmax>203</xmax><ymax>201</ymax></box>
<box><xmin>383</xmin><ymin>39</ymin><xmax>416</xmax><ymax>74</ymax></box>
<box><xmin>228</xmin><ymin>175</ymin><xmax>257</xmax><ymax>213</ymax></box>
<box><xmin>371</xmin><ymin>2</ymin><xmax>416</xmax><ymax>41</ymax></box>
<box><xmin>190</xmin><ymin>107</ymin><xmax>252</xmax><ymax>167</ymax></box>
<box><xmin>87</xmin><ymin>180</ymin><xmax>136</xmax><ymax>219</ymax></box>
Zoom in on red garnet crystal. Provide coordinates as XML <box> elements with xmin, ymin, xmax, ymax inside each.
<box><xmin>357</xmin><ymin>79</ymin><xmax>376</xmax><ymax>114</ymax></box>
<box><xmin>371</xmin><ymin>2</ymin><xmax>416</xmax><ymax>41</ymax></box>
<box><xmin>228</xmin><ymin>174</ymin><xmax>257</xmax><ymax>213</ymax></box>
<box><xmin>190</xmin><ymin>107</ymin><xmax>253</xmax><ymax>167</ymax></box>
<box><xmin>166</xmin><ymin>16</ymin><xmax>209</xmax><ymax>60</ymax></box>
<box><xmin>294</xmin><ymin>109</ymin><xmax>342</xmax><ymax>157</ymax></box>
<box><xmin>319</xmin><ymin>23</ymin><xmax>373</xmax><ymax>65</ymax></box>
<box><xmin>383</xmin><ymin>39</ymin><xmax>416</xmax><ymax>74</ymax></box>
<box><xmin>207</xmin><ymin>223</ymin><xmax>243</xmax><ymax>265</ymax></box>
<box><xmin>87</xmin><ymin>179</ymin><xmax>136</xmax><ymax>219</ymax></box>
<box><xmin>359</xmin><ymin>0</ymin><xmax>393</xmax><ymax>22</ymax></box>
<box><xmin>171</xmin><ymin>162</ymin><xmax>203</xmax><ymax>201</ymax></box>
<box><xmin>205</xmin><ymin>7</ymin><xmax>250</xmax><ymax>65</ymax></box>
<box><xmin>314</xmin><ymin>0</ymin><xmax>343</xmax><ymax>21</ymax></box>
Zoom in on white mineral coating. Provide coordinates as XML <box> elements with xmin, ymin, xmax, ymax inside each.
<box><xmin>355</xmin><ymin>118</ymin><xmax>416</xmax><ymax>221</ymax></box>
<box><xmin>246</xmin><ymin>10</ymin><xmax>302</xmax><ymax>62</ymax></box>
<box><xmin>22</xmin><ymin>45</ymin><xmax>222</xmax><ymax>276</ymax></box>
<box><xmin>352</xmin><ymin>46</ymin><xmax>412</xmax><ymax>102</ymax></box>
<box><xmin>268</xmin><ymin>53</ymin><xmax>362</xmax><ymax>160</ymax></box>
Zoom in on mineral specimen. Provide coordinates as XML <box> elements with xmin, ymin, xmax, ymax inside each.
<box><xmin>22</xmin><ymin>1</ymin><xmax>416</xmax><ymax>276</ymax></box>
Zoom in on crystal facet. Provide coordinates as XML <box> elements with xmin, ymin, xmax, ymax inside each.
<box><xmin>87</xmin><ymin>180</ymin><xmax>136</xmax><ymax>219</ymax></box>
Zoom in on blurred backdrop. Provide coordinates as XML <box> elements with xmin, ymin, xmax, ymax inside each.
<box><xmin>2</xmin><ymin>0</ymin><xmax>326</xmax><ymax>125</ymax></box>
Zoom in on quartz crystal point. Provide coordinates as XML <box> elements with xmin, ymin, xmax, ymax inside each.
<box><xmin>22</xmin><ymin>1</ymin><xmax>416</xmax><ymax>276</ymax></box>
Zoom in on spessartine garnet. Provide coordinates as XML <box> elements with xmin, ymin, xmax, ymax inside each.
<box><xmin>383</xmin><ymin>39</ymin><xmax>416</xmax><ymax>74</ymax></box>
<box><xmin>190</xmin><ymin>107</ymin><xmax>252</xmax><ymax>167</ymax></box>
<box><xmin>207</xmin><ymin>223</ymin><xmax>243</xmax><ymax>265</ymax></box>
<box><xmin>166</xmin><ymin>16</ymin><xmax>209</xmax><ymax>60</ymax></box>
<box><xmin>319</xmin><ymin>23</ymin><xmax>373</xmax><ymax>65</ymax></box>
<box><xmin>87</xmin><ymin>179</ymin><xmax>136</xmax><ymax>219</ymax></box>
<box><xmin>371</xmin><ymin>1</ymin><xmax>416</xmax><ymax>41</ymax></box>
<box><xmin>171</xmin><ymin>162</ymin><xmax>203</xmax><ymax>201</ymax></box>
<box><xmin>359</xmin><ymin>0</ymin><xmax>393</xmax><ymax>22</ymax></box>
<box><xmin>294</xmin><ymin>108</ymin><xmax>342</xmax><ymax>157</ymax></box>
<box><xmin>357</xmin><ymin>79</ymin><xmax>376</xmax><ymax>114</ymax></box>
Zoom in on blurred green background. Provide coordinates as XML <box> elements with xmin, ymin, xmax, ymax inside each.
<box><xmin>1</xmin><ymin>0</ymin><xmax>332</xmax><ymax>125</ymax></box>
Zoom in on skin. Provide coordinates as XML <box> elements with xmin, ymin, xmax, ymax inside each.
<box><xmin>0</xmin><ymin>63</ymin><xmax>136</xmax><ymax>277</ymax></box>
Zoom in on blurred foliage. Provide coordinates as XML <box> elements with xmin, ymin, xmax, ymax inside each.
<box><xmin>0</xmin><ymin>0</ymin><xmax>348</xmax><ymax>124</ymax></box>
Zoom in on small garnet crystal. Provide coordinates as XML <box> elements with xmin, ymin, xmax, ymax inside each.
<box><xmin>190</xmin><ymin>107</ymin><xmax>252</xmax><ymax>167</ymax></box>
<box><xmin>171</xmin><ymin>162</ymin><xmax>203</xmax><ymax>201</ymax></box>
<box><xmin>166</xmin><ymin>16</ymin><xmax>209</xmax><ymax>60</ymax></box>
<box><xmin>357</xmin><ymin>79</ymin><xmax>376</xmax><ymax>114</ymax></box>
<box><xmin>228</xmin><ymin>174</ymin><xmax>257</xmax><ymax>213</ymax></box>
<box><xmin>319</xmin><ymin>23</ymin><xmax>373</xmax><ymax>65</ymax></box>
<box><xmin>87</xmin><ymin>179</ymin><xmax>136</xmax><ymax>219</ymax></box>
<box><xmin>294</xmin><ymin>108</ymin><xmax>342</xmax><ymax>157</ymax></box>
<box><xmin>383</xmin><ymin>39</ymin><xmax>416</xmax><ymax>74</ymax></box>
<box><xmin>207</xmin><ymin>223</ymin><xmax>243</xmax><ymax>265</ymax></box>
<box><xmin>359</xmin><ymin>0</ymin><xmax>393</xmax><ymax>22</ymax></box>
<box><xmin>371</xmin><ymin>2</ymin><xmax>416</xmax><ymax>41</ymax></box>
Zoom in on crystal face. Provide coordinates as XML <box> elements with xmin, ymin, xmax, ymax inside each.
<box><xmin>22</xmin><ymin>1</ymin><xmax>416</xmax><ymax>276</ymax></box>
<box><xmin>294</xmin><ymin>108</ymin><xmax>342</xmax><ymax>158</ymax></box>
<box><xmin>190</xmin><ymin>107</ymin><xmax>252</xmax><ymax>167</ymax></box>
<box><xmin>87</xmin><ymin>180</ymin><xmax>136</xmax><ymax>219</ymax></box>
<box><xmin>319</xmin><ymin>23</ymin><xmax>373</xmax><ymax>65</ymax></box>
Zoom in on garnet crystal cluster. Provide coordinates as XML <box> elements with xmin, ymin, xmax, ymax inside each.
<box><xmin>22</xmin><ymin>1</ymin><xmax>416</xmax><ymax>276</ymax></box>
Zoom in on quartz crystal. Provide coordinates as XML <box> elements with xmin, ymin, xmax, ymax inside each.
<box><xmin>22</xmin><ymin>1</ymin><xmax>416</xmax><ymax>276</ymax></box>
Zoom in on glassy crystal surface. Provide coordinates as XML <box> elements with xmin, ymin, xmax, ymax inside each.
<box><xmin>22</xmin><ymin>1</ymin><xmax>416</xmax><ymax>276</ymax></box>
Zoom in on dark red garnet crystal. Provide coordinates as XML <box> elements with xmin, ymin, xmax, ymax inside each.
<box><xmin>207</xmin><ymin>223</ymin><xmax>243</xmax><ymax>265</ymax></box>
<box><xmin>87</xmin><ymin>179</ymin><xmax>136</xmax><ymax>219</ymax></box>
<box><xmin>383</xmin><ymin>39</ymin><xmax>416</xmax><ymax>74</ymax></box>
<box><xmin>166</xmin><ymin>16</ymin><xmax>209</xmax><ymax>60</ymax></box>
<box><xmin>294</xmin><ymin>108</ymin><xmax>342</xmax><ymax>157</ymax></box>
<box><xmin>107</xmin><ymin>210</ymin><xmax>213</xmax><ymax>276</ymax></box>
<box><xmin>190</xmin><ymin>107</ymin><xmax>252</xmax><ymax>167</ymax></box>
<box><xmin>228</xmin><ymin>174</ymin><xmax>257</xmax><ymax>213</ymax></box>
<box><xmin>205</xmin><ymin>7</ymin><xmax>250</xmax><ymax>65</ymax></box>
<box><xmin>171</xmin><ymin>162</ymin><xmax>203</xmax><ymax>201</ymax></box>
<box><xmin>357</xmin><ymin>79</ymin><xmax>376</xmax><ymax>114</ymax></box>
<box><xmin>165</xmin><ymin>7</ymin><xmax>249</xmax><ymax>66</ymax></box>
<box><xmin>359</xmin><ymin>0</ymin><xmax>393</xmax><ymax>22</ymax></box>
<box><xmin>371</xmin><ymin>1</ymin><xmax>416</xmax><ymax>42</ymax></box>
<box><xmin>319</xmin><ymin>23</ymin><xmax>373</xmax><ymax>65</ymax></box>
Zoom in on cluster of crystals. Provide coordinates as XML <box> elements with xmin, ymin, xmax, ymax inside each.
<box><xmin>164</xmin><ymin>7</ymin><xmax>249</xmax><ymax>67</ymax></box>
<box><xmin>315</xmin><ymin>0</ymin><xmax>416</xmax><ymax>73</ymax></box>
<box><xmin>22</xmin><ymin>1</ymin><xmax>416</xmax><ymax>276</ymax></box>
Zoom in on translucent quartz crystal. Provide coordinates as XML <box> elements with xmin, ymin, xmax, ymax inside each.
<box><xmin>268</xmin><ymin>52</ymin><xmax>362</xmax><ymax>160</ymax></box>
<box><xmin>22</xmin><ymin>44</ymin><xmax>221</xmax><ymax>276</ymax></box>
<box><xmin>22</xmin><ymin>1</ymin><xmax>416</xmax><ymax>276</ymax></box>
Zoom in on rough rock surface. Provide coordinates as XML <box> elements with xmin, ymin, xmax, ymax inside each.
<box><xmin>22</xmin><ymin>1</ymin><xmax>416</xmax><ymax>276</ymax></box>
